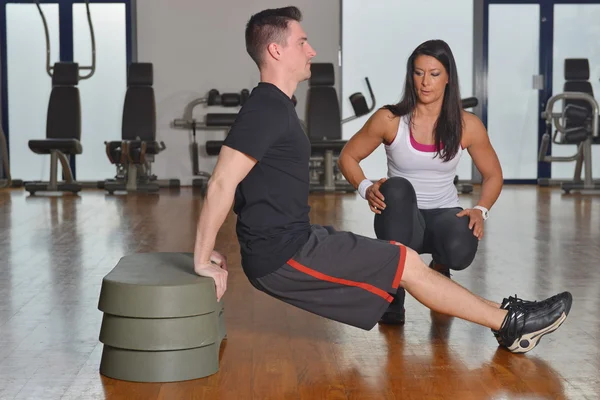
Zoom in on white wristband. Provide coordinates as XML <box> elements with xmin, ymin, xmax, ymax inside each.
<box><xmin>358</xmin><ymin>179</ymin><xmax>373</xmax><ymax>199</ymax></box>
<box><xmin>473</xmin><ymin>205</ymin><xmax>489</xmax><ymax>220</ymax></box>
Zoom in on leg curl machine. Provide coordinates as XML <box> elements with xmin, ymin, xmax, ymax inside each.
<box><xmin>104</xmin><ymin>63</ymin><xmax>180</xmax><ymax>194</ymax></box>
<box><xmin>172</xmin><ymin>89</ymin><xmax>249</xmax><ymax>189</ymax></box>
<box><xmin>306</xmin><ymin>63</ymin><xmax>376</xmax><ymax>193</ymax></box>
<box><xmin>538</xmin><ymin>58</ymin><xmax>600</xmax><ymax>193</ymax></box>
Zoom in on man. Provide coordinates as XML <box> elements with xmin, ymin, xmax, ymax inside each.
<box><xmin>192</xmin><ymin>6</ymin><xmax>571</xmax><ymax>353</ymax></box>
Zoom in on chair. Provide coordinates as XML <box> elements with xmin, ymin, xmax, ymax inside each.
<box><xmin>306</xmin><ymin>63</ymin><xmax>355</xmax><ymax>192</ymax></box>
<box><xmin>104</xmin><ymin>63</ymin><xmax>180</xmax><ymax>194</ymax></box>
<box><xmin>25</xmin><ymin>62</ymin><xmax>83</xmax><ymax>195</ymax></box>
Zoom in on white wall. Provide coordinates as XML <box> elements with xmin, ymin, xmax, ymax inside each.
<box><xmin>487</xmin><ymin>4</ymin><xmax>539</xmax><ymax>180</ymax></box>
<box><xmin>136</xmin><ymin>0</ymin><xmax>340</xmax><ymax>185</ymax></box>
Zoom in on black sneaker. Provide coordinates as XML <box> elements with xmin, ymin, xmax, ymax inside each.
<box><xmin>494</xmin><ymin>291</ymin><xmax>572</xmax><ymax>353</ymax></box>
<box><xmin>379</xmin><ymin>308</ymin><xmax>405</xmax><ymax>325</ymax></box>
<box><xmin>379</xmin><ymin>289</ymin><xmax>405</xmax><ymax>325</ymax></box>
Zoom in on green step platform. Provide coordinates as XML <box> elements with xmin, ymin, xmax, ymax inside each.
<box><xmin>97</xmin><ymin>252</ymin><xmax>226</xmax><ymax>383</ymax></box>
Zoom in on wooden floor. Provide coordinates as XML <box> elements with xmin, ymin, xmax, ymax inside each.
<box><xmin>0</xmin><ymin>185</ymin><xmax>599</xmax><ymax>399</ymax></box>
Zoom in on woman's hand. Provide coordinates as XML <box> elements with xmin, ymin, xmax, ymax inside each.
<box><xmin>456</xmin><ymin>208</ymin><xmax>484</xmax><ymax>240</ymax></box>
<box><xmin>366</xmin><ymin>178</ymin><xmax>387</xmax><ymax>214</ymax></box>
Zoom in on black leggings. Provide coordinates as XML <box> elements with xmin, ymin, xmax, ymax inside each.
<box><xmin>374</xmin><ymin>177</ymin><xmax>479</xmax><ymax>271</ymax></box>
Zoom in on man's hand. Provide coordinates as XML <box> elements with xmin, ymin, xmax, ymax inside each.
<box><xmin>366</xmin><ymin>178</ymin><xmax>387</xmax><ymax>214</ymax></box>
<box><xmin>456</xmin><ymin>208</ymin><xmax>484</xmax><ymax>240</ymax></box>
<box><xmin>194</xmin><ymin>250</ymin><xmax>228</xmax><ymax>301</ymax></box>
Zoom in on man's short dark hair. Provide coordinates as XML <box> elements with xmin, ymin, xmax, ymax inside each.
<box><xmin>245</xmin><ymin>6</ymin><xmax>303</xmax><ymax>67</ymax></box>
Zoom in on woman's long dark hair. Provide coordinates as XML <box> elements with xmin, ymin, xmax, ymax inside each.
<box><xmin>383</xmin><ymin>40</ymin><xmax>463</xmax><ymax>162</ymax></box>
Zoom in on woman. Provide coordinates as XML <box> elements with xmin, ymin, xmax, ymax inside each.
<box><xmin>338</xmin><ymin>39</ymin><xmax>503</xmax><ymax>324</ymax></box>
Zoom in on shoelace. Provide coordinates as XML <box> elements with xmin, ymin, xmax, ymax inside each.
<box><xmin>507</xmin><ymin>294</ymin><xmax>533</xmax><ymax>305</ymax></box>
<box><xmin>508</xmin><ymin>294</ymin><xmax>556</xmax><ymax>312</ymax></box>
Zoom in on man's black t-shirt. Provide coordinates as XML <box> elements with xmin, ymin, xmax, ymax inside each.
<box><xmin>222</xmin><ymin>82</ymin><xmax>312</xmax><ymax>278</ymax></box>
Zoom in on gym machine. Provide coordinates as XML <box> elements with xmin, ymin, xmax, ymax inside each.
<box><xmin>172</xmin><ymin>89</ymin><xmax>250</xmax><ymax>189</ymax></box>
<box><xmin>306</xmin><ymin>63</ymin><xmax>376</xmax><ymax>193</ymax></box>
<box><xmin>25</xmin><ymin>62</ymin><xmax>86</xmax><ymax>195</ymax></box>
<box><xmin>104</xmin><ymin>63</ymin><xmax>180</xmax><ymax>195</ymax></box>
<box><xmin>537</xmin><ymin>58</ymin><xmax>600</xmax><ymax>193</ymax></box>
<box><xmin>538</xmin><ymin>92</ymin><xmax>600</xmax><ymax>193</ymax></box>
<box><xmin>24</xmin><ymin>1</ymin><xmax>95</xmax><ymax>195</ymax></box>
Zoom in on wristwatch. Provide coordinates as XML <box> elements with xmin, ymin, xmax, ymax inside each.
<box><xmin>473</xmin><ymin>205</ymin><xmax>489</xmax><ymax>220</ymax></box>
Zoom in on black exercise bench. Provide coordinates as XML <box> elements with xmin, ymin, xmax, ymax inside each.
<box><xmin>306</xmin><ymin>63</ymin><xmax>356</xmax><ymax>193</ymax></box>
<box><xmin>104</xmin><ymin>63</ymin><xmax>179</xmax><ymax>194</ymax></box>
<box><xmin>25</xmin><ymin>62</ymin><xmax>83</xmax><ymax>195</ymax></box>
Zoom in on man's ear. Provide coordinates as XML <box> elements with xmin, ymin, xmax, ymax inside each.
<box><xmin>266</xmin><ymin>42</ymin><xmax>282</xmax><ymax>61</ymax></box>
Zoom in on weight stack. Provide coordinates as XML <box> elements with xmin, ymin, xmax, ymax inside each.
<box><xmin>97</xmin><ymin>252</ymin><xmax>226</xmax><ymax>383</ymax></box>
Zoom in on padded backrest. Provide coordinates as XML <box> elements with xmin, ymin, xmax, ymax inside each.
<box><xmin>563</xmin><ymin>59</ymin><xmax>595</xmax><ymax>116</ymax></box>
<box><xmin>122</xmin><ymin>63</ymin><xmax>156</xmax><ymax>141</ymax></box>
<box><xmin>306</xmin><ymin>63</ymin><xmax>342</xmax><ymax>141</ymax></box>
<box><xmin>46</xmin><ymin>62</ymin><xmax>81</xmax><ymax>140</ymax></box>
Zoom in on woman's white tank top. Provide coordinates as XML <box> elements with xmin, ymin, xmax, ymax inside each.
<box><xmin>384</xmin><ymin>116</ymin><xmax>462</xmax><ymax>210</ymax></box>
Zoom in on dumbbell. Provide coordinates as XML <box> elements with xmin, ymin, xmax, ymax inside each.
<box><xmin>206</xmin><ymin>89</ymin><xmax>250</xmax><ymax>107</ymax></box>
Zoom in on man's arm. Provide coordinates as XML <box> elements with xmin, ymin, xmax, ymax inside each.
<box><xmin>194</xmin><ymin>145</ymin><xmax>256</xmax><ymax>264</ymax></box>
<box><xmin>193</xmin><ymin>145</ymin><xmax>257</xmax><ymax>300</ymax></box>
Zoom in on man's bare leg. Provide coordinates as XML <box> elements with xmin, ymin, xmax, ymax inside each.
<box><xmin>401</xmin><ymin>248</ymin><xmax>507</xmax><ymax>331</ymax></box>
<box><xmin>477</xmin><ymin>295</ymin><xmax>502</xmax><ymax>309</ymax></box>
<box><xmin>430</xmin><ymin>261</ymin><xmax>501</xmax><ymax>309</ymax></box>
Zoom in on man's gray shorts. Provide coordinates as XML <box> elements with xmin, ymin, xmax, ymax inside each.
<box><xmin>250</xmin><ymin>225</ymin><xmax>407</xmax><ymax>330</ymax></box>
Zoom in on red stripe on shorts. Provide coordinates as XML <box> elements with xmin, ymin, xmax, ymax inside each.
<box><xmin>389</xmin><ymin>241</ymin><xmax>407</xmax><ymax>289</ymax></box>
<box><xmin>286</xmin><ymin>258</ymin><xmax>393</xmax><ymax>303</ymax></box>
